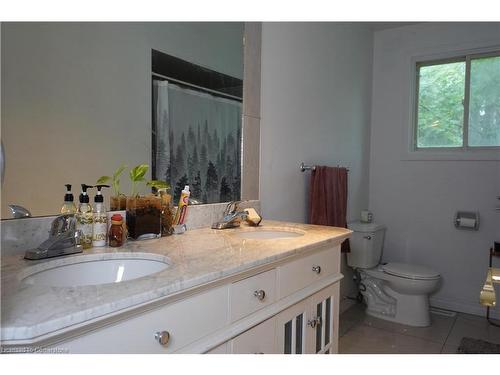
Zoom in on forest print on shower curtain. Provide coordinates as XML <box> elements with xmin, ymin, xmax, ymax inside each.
<box><xmin>153</xmin><ymin>80</ymin><xmax>242</xmax><ymax>203</ymax></box>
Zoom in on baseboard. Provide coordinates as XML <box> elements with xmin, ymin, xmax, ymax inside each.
<box><xmin>430</xmin><ymin>296</ymin><xmax>500</xmax><ymax>320</ymax></box>
<box><xmin>341</xmin><ymin>294</ymin><xmax>500</xmax><ymax>321</ymax></box>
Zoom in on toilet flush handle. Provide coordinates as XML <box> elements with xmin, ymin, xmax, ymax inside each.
<box><xmin>363</xmin><ymin>235</ymin><xmax>372</xmax><ymax>240</ymax></box>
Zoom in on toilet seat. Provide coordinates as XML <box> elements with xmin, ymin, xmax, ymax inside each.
<box><xmin>382</xmin><ymin>262</ymin><xmax>440</xmax><ymax>280</ymax></box>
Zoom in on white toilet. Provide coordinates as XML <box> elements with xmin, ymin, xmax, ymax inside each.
<box><xmin>347</xmin><ymin>221</ymin><xmax>441</xmax><ymax>327</ymax></box>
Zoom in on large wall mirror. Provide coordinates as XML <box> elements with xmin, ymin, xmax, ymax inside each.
<box><xmin>1</xmin><ymin>22</ymin><xmax>259</xmax><ymax>219</ymax></box>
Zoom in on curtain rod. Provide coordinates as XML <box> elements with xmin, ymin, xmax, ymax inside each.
<box><xmin>152</xmin><ymin>72</ymin><xmax>243</xmax><ymax>102</ymax></box>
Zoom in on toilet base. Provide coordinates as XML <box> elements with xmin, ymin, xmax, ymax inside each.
<box><xmin>359</xmin><ymin>269</ymin><xmax>434</xmax><ymax>327</ymax></box>
<box><xmin>365</xmin><ymin>291</ymin><xmax>431</xmax><ymax>327</ymax></box>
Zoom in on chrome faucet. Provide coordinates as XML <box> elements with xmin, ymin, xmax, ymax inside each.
<box><xmin>211</xmin><ymin>201</ymin><xmax>262</xmax><ymax>229</ymax></box>
<box><xmin>24</xmin><ymin>214</ymin><xmax>83</xmax><ymax>260</ymax></box>
<box><xmin>9</xmin><ymin>205</ymin><xmax>32</xmax><ymax>218</ymax></box>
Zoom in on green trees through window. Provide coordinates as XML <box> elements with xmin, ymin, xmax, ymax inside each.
<box><xmin>469</xmin><ymin>56</ymin><xmax>500</xmax><ymax>146</ymax></box>
<box><xmin>415</xmin><ymin>53</ymin><xmax>500</xmax><ymax>149</ymax></box>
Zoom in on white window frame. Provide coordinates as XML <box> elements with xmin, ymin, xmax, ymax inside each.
<box><xmin>411</xmin><ymin>47</ymin><xmax>500</xmax><ymax>153</ymax></box>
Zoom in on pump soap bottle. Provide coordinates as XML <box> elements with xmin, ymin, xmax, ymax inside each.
<box><xmin>60</xmin><ymin>184</ymin><xmax>77</xmax><ymax>214</ymax></box>
<box><xmin>92</xmin><ymin>184</ymin><xmax>110</xmax><ymax>247</ymax></box>
<box><xmin>76</xmin><ymin>184</ymin><xmax>94</xmax><ymax>249</ymax></box>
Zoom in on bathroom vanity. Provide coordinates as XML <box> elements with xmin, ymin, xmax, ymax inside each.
<box><xmin>0</xmin><ymin>221</ymin><xmax>350</xmax><ymax>354</ymax></box>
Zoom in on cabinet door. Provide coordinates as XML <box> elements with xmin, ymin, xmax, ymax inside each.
<box><xmin>307</xmin><ymin>283</ymin><xmax>339</xmax><ymax>354</ymax></box>
<box><xmin>275</xmin><ymin>299</ymin><xmax>310</xmax><ymax>354</ymax></box>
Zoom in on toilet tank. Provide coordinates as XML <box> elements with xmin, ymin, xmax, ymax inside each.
<box><xmin>347</xmin><ymin>221</ymin><xmax>386</xmax><ymax>269</ymax></box>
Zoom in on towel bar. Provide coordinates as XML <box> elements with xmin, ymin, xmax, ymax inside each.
<box><xmin>299</xmin><ymin>162</ymin><xmax>349</xmax><ymax>172</ymax></box>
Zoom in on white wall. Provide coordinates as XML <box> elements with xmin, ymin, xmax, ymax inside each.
<box><xmin>260</xmin><ymin>23</ymin><xmax>374</xmax><ymax>306</ymax></box>
<box><xmin>369</xmin><ymin>23</ymin><xmax>500</xmax><ymax>318</ymax></box>
<box><xmin>1</xmin><ymin>22</ymin><xmax>243</xmax><ymax>218</ymax></box>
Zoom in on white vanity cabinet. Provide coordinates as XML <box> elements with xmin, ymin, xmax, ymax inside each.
<box><xmin>46</xmin><ymin>244</ymin><xmax>342</xmax><ymax>354</ymax></box>
<box><xmin>222</xmin><ymin>244</ymin><xmax>340</xmax><ymax>355</ymax></box>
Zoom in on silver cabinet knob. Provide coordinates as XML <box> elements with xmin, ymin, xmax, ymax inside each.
<box><xmin>312</xmin><ymin>265</ymin><xmax>321</xmax><ymax>274</ymax></box>
<box><xmin>307</xmin><ymin>316</ymin><xmax>322</xmax><ymax>328</ymax></box>
<box><xmin>155</xmin><ymin>331</ymin><xmax>170</xmax><ymax>346</ymax></box>
<box><xmin>253</xmin><ymin>289</ymin><xmax>266</xmax><ymax>301</ymax></box>
<box><xmin>363</xmin><ymin>235</ymin><xmax>372</xmax><ymax>240</ymax></box>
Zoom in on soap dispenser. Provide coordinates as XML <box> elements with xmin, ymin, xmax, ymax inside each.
<box><xmin>60</xmin><ymin>184</ymin><xmax>77</xmax><ymax>214</ymax></box>
<box><xmin>92</xmin><ymin>184</ymin><xmax>110</xmax><ymax>247</ymax></box>
<box><xmin>76</xmin><ymin>184</ymin><xmax>94</xmax><ymax>249</ymax></box>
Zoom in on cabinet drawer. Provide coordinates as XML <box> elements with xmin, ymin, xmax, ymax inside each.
<box><xmin>231</xmin><ymin>317</ymin><xmax>277</xmax><ymax>354</ymax></box>
<box><xmin>278</xmin><ymin>246</ymin><xmax>339</xmax><ymax>298</ymax></box>
<box><xmin>230</xmin><ymin>269</ymin><xmax>276</xmax><ymax>322</ymax></box>
<box><xmin>57</xmin><ymin>286</ymin><xmax>229</xmax><ymax>353</ymax></box>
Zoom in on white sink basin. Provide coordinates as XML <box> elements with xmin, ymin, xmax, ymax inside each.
<box><xmin>236</xmin><ymin>229</ymin><xmax>304</xmax><ymax>240</ymax></box>
<box><xmin>21</xmin><ymin>253</ymin><xmax>169</xmax><ymax>287</ymax></box>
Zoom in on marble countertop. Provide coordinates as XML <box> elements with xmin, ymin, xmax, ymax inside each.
<box><xmin>1</xmin><ymin>220</ymin><xmax>351</xmax><ymax>343</ymax></box>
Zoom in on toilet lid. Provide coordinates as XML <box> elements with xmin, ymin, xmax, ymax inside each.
<box><xmin>382</xmin><ymin>262</ymin><xmax>440</xmax><ymax>280</ymax></box>
<box><xmin>347</xmin><ymin>221</ymin><xmax>386</xmax><ymax>233</ymax></box>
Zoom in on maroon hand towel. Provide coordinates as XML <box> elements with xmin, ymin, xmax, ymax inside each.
<box><xmin>308</xmin><ymin>166</ymin><xmax>350</xmax><ymax>253</ymax></box>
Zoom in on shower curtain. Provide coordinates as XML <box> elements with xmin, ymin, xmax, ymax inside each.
<box><xmin>154</xmin><ymin>80</ymin><xmax>242</xmax><ymax>204</ymax></box>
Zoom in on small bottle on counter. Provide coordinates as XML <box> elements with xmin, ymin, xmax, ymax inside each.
<box><xmin>108</xmin><ymin>214</ymin><xmax>124</xmax><ymax>247</ymax></box>
<box><xmin>60</xmin><ymin>184</ymin><xmax>77</xmax><ymax>214</ymax></box>
<box><xmin>92</xmin><ymin>184</ymin><xmax>110</xmax><ymax>247</ymax></box>
<box><xmin>76</xmin><ymin>184</ymin><xmax>94</xmax><ymax>249</ymax></box>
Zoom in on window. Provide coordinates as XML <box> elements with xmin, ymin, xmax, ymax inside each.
<box><xmin>415</xmin><ymin>52</ymin><xmax>500</xmax><ymax>150</ymax></box>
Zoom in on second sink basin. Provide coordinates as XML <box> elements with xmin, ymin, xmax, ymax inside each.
<box><xmin>21</xmin><ymin>253</ymin><xmax>170</xmax><ymax>287</ymax></box>
<box><xmin>235</xmin><ymin>229</ymin><xmax>304</xmax><ymax>240</ymax></box>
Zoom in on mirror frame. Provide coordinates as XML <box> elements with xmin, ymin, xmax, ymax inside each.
<box><xmin>241</xmin><ymin>22</ymin><xmax>261</xmax><ymax>201</ymax></box>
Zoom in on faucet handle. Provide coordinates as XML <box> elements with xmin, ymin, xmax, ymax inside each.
<box><xmin>244</xmin><ymin>208</ymin><xmax>262</xmax><ymax>226</ymax></box>
<box><xmin>50</xmin><ymin>214</ymin><xmax>76</xmax><ymax>237</ymax></box>
<box><xmin>224</xmin><ymin>201</ymin><xmax>242</xmax><ymax>215</ymax></box>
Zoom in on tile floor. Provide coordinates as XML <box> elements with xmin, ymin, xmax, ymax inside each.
<box><xmin>339</xmin><ymin>303</ymin><xmax>500</xmax><ymax>354</ymax></box>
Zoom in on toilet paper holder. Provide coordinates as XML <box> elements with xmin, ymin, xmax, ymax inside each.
<box><xmin>454</xmin><ymin>211</ymin><xmax>480</xmax><ymax>231</ymax></box>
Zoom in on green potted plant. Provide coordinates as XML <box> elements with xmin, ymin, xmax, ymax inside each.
<box><xmin>125</xmin><ymin>164</ymin><xmax>170</xmax><ymax>240</ymax></box>
<box><xmin>97</xmin><ymin>164</ymin><xmax>127</xmax><ymax>211</ymax></box>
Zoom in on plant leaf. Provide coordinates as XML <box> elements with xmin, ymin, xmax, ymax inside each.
<box><xmin>130</xmin><ymin>164</ymin><xmax>149</xmax><ymax>182</ymax></box>
<box><xmin>147</xmin><ymin>180</ymin><xmax>170</xmax><ymax>190</ymax></box>
<box><xmin>113</xmin><ymin>164</ymin><xmax>127</xmax><ymax>180</ymax></box>
<box><xmin>97</xmin><ymin>176</ymin><xmax>111</xmax><ymax>184</ymax></box>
